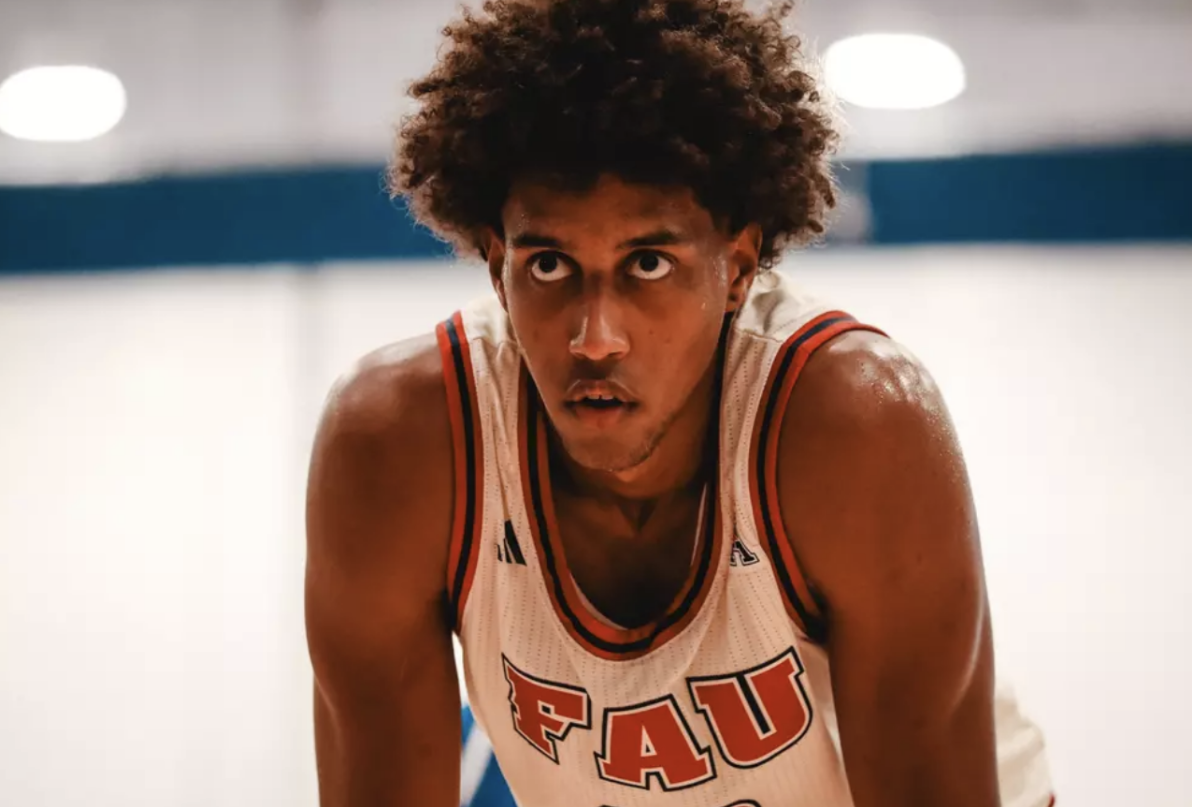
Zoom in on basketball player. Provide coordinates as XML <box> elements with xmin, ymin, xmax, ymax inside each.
<box><xmin>304</xmin><ymin>1</ymin><xmax>1053</xmax><ymax>805</ymax></box>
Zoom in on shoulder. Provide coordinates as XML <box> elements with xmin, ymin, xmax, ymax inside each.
<box><xmin>317</xmin><ymin>332</ymin><xmax>450</xmax><ymax>457</ymax></box>
<box><xmin>306</xmin><ymin>332</ymin><xmax>455</xmax><ymax>589</ymax></box>
<box><xmin>774</xmin><ymin>328</ymin><xmax>960</xmax><ymax>502</ymax></box>
<box><xmin>775</xmin><ymin>328</ymin><xmax>977</xmax><ymax>598</ymax></box>
<box><xmin>775</xmin><ymin>332</ymin><xmax>999</xmax><ymax>804</ymax></box>
<box><xmin>782</xmin><ymin>328</ymin><xmax>948</xmax><ymax>444</ymax></box>
<box><xmin>305</xmin><ymin>334</ymin><xmax>465</xmax><ymax>759</ymax></box>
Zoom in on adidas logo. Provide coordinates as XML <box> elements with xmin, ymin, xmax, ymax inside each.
<box><xmin>497</xmin><ymin>521</ymin><xmax>527</xmax><ymax>566</ymax></box>
<box><xmin>729</xmin><ymin>538</ymin><xmax>760</xmax><ymax>567</ymax></box>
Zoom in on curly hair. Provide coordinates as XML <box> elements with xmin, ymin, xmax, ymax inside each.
<box><xmin>389</xmin><ymin>0</ymin><xmax>839</xmax><ymax>268</ymax></box>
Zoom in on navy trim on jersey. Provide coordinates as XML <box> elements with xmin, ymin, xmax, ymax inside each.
<box><xmin>445</xmin><ymin>316</ymin><xmax>479</xmax><ymax>624</ymax></box>
<box><xmin>755</xmin><ymin>315</ymin><xmax>858</xmax><ymax>644</ymax></box>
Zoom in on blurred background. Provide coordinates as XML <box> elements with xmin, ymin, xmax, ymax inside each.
<box><xmin>1</xmin><ymin>0</ymin><xmax>1190</xmax><ymax>805</ymax></box>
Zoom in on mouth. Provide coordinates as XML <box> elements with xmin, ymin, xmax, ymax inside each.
<box><xmin>563</xmin><ymin>381</ymin><xmax>637</xmax><ymax>421</ymax></box>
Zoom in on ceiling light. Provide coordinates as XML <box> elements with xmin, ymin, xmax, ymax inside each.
<box><xmin>0</xmin><ymin>65</ymin><xmax>127</xmax><ymax>143</ymax></box>
<box><xmin>824</xmin><ymin>33</ymin><xmax>966</xmax><ymax>111</ymax></box>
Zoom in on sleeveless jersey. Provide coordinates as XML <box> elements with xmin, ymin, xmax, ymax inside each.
<box><xmin>435</xmin><ymin>270</ymin><xmax>1054</xmax><ymax>807</ymax></box>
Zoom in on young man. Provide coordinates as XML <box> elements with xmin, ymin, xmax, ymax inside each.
<box><xmin>304</xmin><ymin>1</ymin><xmax>1053</xmax><ymax>805</ymax></box>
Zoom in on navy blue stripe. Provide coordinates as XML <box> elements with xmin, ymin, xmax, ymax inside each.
<box><xmin>739</xmin><ymin>676</ymin><xmax>771</xmax><ymax>735</ymax></box>
<box><xmin>445</xmin><ymin>316</ymin><xmax>478</xmax><ymax>624</ymax></box>
<box><xmin>2</xmin><ymin>143</ymin><xmax>1190</xmax><ymax>274</ymax></box>
<box><xmin>524</xmin><ymin>383</ymin><xmax>717</xmax><ymax>655</ymax></box>
<box><xmin>755</xmin><ymin>316</ymin><xmax>856</xmax><ymax>644</ymax></box>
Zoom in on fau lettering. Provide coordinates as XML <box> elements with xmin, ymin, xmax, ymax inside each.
<box><xmin>503</xmin><ymin>647</ymin><xmax>814</xmax><ymax>790</ymax></box>
<box><xmin>688</xmin><ymin>649</ymin><xmax>812</xmax><ymax>768</ymax></box>
<box><xmin>595</xmin><ymin>696</ymin><xmax>716</xmax><ymax>791</ymax></box>
<box><xmin>503</xmin><ymin>655</ymin><xmax>591</xmax><ymax>763</ymax></box>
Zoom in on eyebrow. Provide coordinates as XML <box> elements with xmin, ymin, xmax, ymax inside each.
<box><xmin>509</xmin><ymin>228</ymin><xmax>689</xmax><ymax>251</ymax></box>
<box><xmin>510</xmin><ymin>232</ymin><xmax>566</xmax><ymax>250</ymax></box>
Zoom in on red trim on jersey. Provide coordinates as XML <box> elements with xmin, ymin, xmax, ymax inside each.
<box><xmin>436</xmin><ymin>312</ymin><xmax>485</xmax><ymax>632</ymax></box>
<box><xmin>519</xmin><ymin>373</ymin><xmax>725</xmax><ymax>661</ymax></box>
<box><xmin>749</xmin><ymin>312</ymin><xmax>887</xmax><ymax>642</ymax></box>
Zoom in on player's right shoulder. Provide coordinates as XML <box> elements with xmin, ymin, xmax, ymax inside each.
<box><xmin>306</xmin><ymin>332</ymin><xmax>454</xmax><ymax>600</ymax></box>
<box><xmin>306</xmin><ymin>334</ymin><xmax>462</xmax><ymax>760</ymax></box>
<box><xmin>318</xmin><ymin>332</ymin><xmax>450</xmax><ymax>458</ymax></box>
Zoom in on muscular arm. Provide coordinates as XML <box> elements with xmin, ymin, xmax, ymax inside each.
<box><xmin>779</xmin><ymin>332</ymin><xmax>999</xmax><ymax>807</ymax></box>
<box><xmin>305</xmin><ymin>336</ymin><xmax>461</xmax><ymax>807</ymax></box>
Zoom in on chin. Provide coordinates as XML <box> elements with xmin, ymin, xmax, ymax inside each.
<box><xmin>562</xmin><ymin>433</ymin><xmax>656</xmax><ymax>475</ymax></box>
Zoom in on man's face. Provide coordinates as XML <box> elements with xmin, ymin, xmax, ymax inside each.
<box><xmin>488</xmin><ymin>174</ymin><xmax>758</xmax><ymax>474</ymax></box>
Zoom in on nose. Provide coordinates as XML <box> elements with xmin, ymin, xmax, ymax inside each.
<box><xmin>569</xmin><ymin>284</ymin><xmax>629</xmax><ymax>363</ymax></box>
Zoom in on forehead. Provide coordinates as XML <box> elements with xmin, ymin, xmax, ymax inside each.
<box><xmin>502</xmin><ymin>174</ymin><xmax>719</xmax><ymax>242</ymax></box>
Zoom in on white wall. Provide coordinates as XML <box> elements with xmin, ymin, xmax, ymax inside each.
<box><xmin>3</xmin><ymin>0</ymin><xmax>1192</xmax><ymax>184</ymax></box>
<box><xmin>1</xmin><ymin>246</ymin><xmax>1190</xmax><ymax>806</ymax></box>
<box><xmin>0</xmin><ymin>269</ymin><xmax>311</xmax><ymax>807</ymax></box>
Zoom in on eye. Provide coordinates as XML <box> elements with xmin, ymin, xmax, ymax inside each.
<box><xmin>528</xmin><ymin>252</ymin><xmax>574</xmax><ymax>282</ymax></box>
<box><xmin>626</xmin><ymin>252</ymin><xmax>676</xmax><ymax>281</ymax></box>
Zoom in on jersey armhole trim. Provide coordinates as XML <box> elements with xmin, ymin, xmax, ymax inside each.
<box><xmin>436</xmin><ymin>312</ymin><xmax>485</xmax><ymax>633</ymax></box>
<box><xmin>749</xmin><ymin>311</ymin><xmax>888</xmax><ymax>644</ymax></box>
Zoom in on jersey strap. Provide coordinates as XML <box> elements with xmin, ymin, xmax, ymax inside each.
<box><xmin>749</xmin><ymin>311</ymin><xmax>887</xmax><ymax>643</ymax></box>
<box><xmin>436</xmin><ymin>311</ymin><xmax>486</xmax><ymax>632</ymax></box>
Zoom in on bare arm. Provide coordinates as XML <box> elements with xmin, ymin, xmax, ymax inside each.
<box><xmin>305</xmin><ymin>336</ymin><xmax>461</xmax><ymax>807</ymax></box>
<box><xmin>779</xmin><ymin>332</ymin><xmax>999</xmax><ymax>807</ymax></box>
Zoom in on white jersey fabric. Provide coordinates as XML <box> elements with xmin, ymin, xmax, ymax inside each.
<box><xmin>435</xmin><ymin>270</ymin><xmax>1053</xmax><ymax>807</ymax></box>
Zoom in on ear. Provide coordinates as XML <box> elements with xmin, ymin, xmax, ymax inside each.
<box><xmin>480</xmin><ymin>227</ymin><xmax>509</xmax><ymax>311</ymax></box>
<box><xmin>725</xmin><ymin>223</ymin><xmax>762</xmax><ymax>313</ymax></box>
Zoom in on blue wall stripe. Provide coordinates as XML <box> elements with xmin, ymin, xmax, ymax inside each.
<box><xmin>0</xmin><ymin>166</ymin><xmax>450</xmax><ymax>274</ymax></box>
<box><xmin>868</xmin><ymin>143</ymin><xmax>1192</xmax><ymax>244</ymax></box>
<box><xmin>1</xmin><ymin>143</ymin><xmax>1189</xmax><ymax>274</ymax></box>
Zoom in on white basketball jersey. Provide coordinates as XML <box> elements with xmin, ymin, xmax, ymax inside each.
<box><xmin>435</xmin><ymin>270</ymin><xmax>1054</xmax><ymax>807</ymax></box>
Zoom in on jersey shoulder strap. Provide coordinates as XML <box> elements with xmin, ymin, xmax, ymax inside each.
<box><xmin>731</xmin><ymin>272</ymin><xmax>887</xmax><ymax>641</ymax></box>
<box><xmin>436</xmin><ymin>297</ymin><xmax>521</xmax><ymax>632</ymax></box>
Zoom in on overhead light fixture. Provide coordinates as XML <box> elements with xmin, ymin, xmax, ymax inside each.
<box><xmin>0</xmin><ymin>65</ymin><xmax>127</xmax><ymax>143</ymax></box>
<box><xmin>824</xmin><ymin>33</ymin><xmax>966</xmax><ymax>110</ymax></box>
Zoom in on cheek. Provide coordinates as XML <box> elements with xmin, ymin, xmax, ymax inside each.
<box><xmin>643</xmin><ymin>301</ymin><xmax>723</xmax><ymax>380</ymax></box>
<box><xmin>510</xmin><ymin>306</ymin><xmax>546</xmax><ymax>356</ymax></box>
<box><xmin>506</xmin><ymin>291</ymin><xmax>565</xmax><ymax>377</ymax></box>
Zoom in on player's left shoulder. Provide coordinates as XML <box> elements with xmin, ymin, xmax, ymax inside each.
<box><xmin>783</xmin><ymin>328</ymin><xmax>954</xmax><ymax>455</ymax></box>
<box><xmin>776</xmin><ymin>327</ymin><xmax>977</xmax><ymax>587</ymax></box>
<box><xmin>775</xmin><ymin>326</ymin><xmax>970</xmax><ymax>529</ymax></box>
